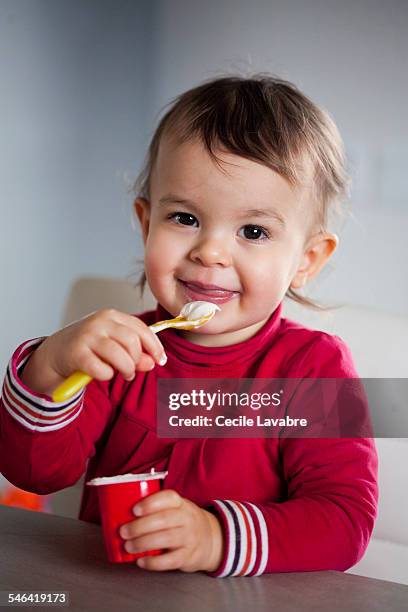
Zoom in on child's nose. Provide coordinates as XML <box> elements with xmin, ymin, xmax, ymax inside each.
<box><xmin>189</xmin><ymin>235</ymin><xmax>232</xmax><ymax>267</ymax></box>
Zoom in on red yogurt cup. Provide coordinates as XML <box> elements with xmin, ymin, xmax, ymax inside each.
<box><xmin>86</xmin><ymin>470</ymin><xmax>168</xmax><ymax>563</ymax></box>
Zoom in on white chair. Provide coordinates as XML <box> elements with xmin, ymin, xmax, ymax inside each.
<box><xmin>61</xmin><ymin>276</ymin><xmax>157</xmax><ymax>323</ymax></box>
<box><xmin>282</xmin><ymin>299</ymin><xmax>408</xmax><ymax>585</ymax></box>
<box><xmin>51</xmin><ymin>277</ymin><xmax>408</xmax><ymax>585</ymax></box>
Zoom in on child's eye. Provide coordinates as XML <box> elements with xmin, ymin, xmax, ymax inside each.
<box><xmin>239</xmin><ymin>225</ymin><xmax>270</xmax><ymax>241</ymax></box>
<box><xmin>167</xmin><ymin>213</ymin><xmax>270</xmax><ymax>241</ymax></box>
<box><xmin>168</xmin><ymin>212</ymin><xmax>198</xmax><ymax>227</ymax></box>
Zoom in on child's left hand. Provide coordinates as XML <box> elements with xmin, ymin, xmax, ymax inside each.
<box><xmin>119</xmin><ymin>489</ymin><xmax>224</xmax><ymax>573</ymax></box>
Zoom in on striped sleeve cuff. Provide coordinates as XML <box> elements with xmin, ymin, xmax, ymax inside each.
<box><xmin>205</xmin><ymin>500</ymin><xmax>269</xmax><ymax>577</ymax></box>
<box><xmin>1</xmin><ymin>338</ymin><xmax>85</xmax><ymax>432</ymax></box>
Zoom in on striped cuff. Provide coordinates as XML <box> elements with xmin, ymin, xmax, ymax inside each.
<box><xmin>205</xmin><ymin>500</ymin><xmax>269</xmax><ymax>577</ymax></box>
<box><xmin>1</xmin><ymin>338</ymin><xmax>85</xmax><ymax>432</ymax></box>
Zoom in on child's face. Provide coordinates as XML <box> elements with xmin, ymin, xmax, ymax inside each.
<box><xmin>135</xmin><ymin>135</ymin><xmax>336</xmax><ymax>346</ymax></box>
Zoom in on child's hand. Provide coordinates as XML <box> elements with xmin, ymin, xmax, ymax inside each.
<box><xmin>119</xmin><ymin>489</ymin><xmax>224</xmax><ymax>573</ymax></box>
<box><xmin>20</xmin><ymin>309</ymin><xmax>167</xmax><ymax>396</ymax></box>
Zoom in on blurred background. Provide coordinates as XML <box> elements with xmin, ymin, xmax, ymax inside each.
<box><xmin>1</xmin><ymin>0</ymin><xmax>407</xmax><ymax>584</ymax></box>
<box><xmin>1</xmin><ymin>0</ymin><xmax>407</xmax><ymax>375</ymax></box>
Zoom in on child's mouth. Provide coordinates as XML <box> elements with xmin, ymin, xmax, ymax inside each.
<box><xmin>177</xmin><ymin>279</ymin><xmax>240</xmax><ymax>304</ymax></box>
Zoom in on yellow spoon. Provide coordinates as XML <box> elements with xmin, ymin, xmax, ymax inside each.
<box><xmin>51</xmin><ymin>301</ymin><xmax>221</xmax><ymax>403</ymax></box>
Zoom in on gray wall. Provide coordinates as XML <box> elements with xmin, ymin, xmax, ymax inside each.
<box><xmin>1</xmin><ymin>0</ymin><xmax>407</xmax><ymax>376</ymax></box>
<box><xmin>1</xmin><ymin>0</ymin><xmax>154</xmax><ymax>373</ymax></box>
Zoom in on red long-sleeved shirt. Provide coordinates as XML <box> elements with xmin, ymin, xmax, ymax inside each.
<box><xmin>0</xmin><ymin>301</ymin><xmax>378</xmax><ymax>577</ymax></box>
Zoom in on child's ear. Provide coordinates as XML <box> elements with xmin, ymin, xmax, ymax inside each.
<box><xmin>134</xmin><ymin>197</ymin><xmax>151</xmax><ymax>244</ymax></box>
<box><xmin>290</xmin><ymin>232</ymin><xmax>339</xmax><ymax>289</ymax></box>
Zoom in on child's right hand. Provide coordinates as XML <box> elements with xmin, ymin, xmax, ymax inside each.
<box><xmin>20</xmin><ymin>309</ymin><xmax>167</xmax><ymax>397</ymax></box>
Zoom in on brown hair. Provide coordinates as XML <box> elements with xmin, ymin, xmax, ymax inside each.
<box><xmin>132</xmin><ymin>73</ymin><xmax>350</xmax><ymax>310</ymax></box>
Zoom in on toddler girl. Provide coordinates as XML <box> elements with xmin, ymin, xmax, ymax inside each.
<box><xmin>0</xmin><ymin>75</ymin><xmax>378</xmax><ymax>577</ymax></box>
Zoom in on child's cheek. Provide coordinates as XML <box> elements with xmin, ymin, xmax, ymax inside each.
<box><xmin>144</xmin><ymin>256</ymin><xmax>164</xmax><ymax>289</ymax></box>
<box><xmin>144</xmin><ymin>239</ymin><xmax>179</xmax><ymax>294</ymax></box>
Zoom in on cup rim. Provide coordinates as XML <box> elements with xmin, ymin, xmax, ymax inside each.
<box><xmin>86</xmin><ymin>470</ymin><xmax>168</xmax><ymax>486</ymax></box>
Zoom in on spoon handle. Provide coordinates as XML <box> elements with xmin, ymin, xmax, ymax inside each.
<box><xmin>149</xmin><ymin>316</ymin><xmax>184</xmax><ymax>333</ymax></box>
<box><xmin>51</xmin><ymin>371</ymin><xmax>92</xmax><ymax>403</ymax></box>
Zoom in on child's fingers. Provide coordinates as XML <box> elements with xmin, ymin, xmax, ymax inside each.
<box><xmin>75</xmin><ymin>346</ymin><xmax>115</xmax><ymax>381</ymax></box>
<box><xmin>124</xmin><ymin>527</ymin><xmax>183</xmax><ymax>556</ymax></box>
<box><xmin>91</xmin><ymin>337</ymin><xmax>138</xmax><ymax>381</ymax></box>
<box><xmin>136</xmin><ymin>548</ymin><xmax>184</xmax><ymax>572</ymax></box>
<box><xmin>132</xmin><ymin>489</ymin><xmax>182</xmax><ymax>516</ymax></box>
<box><xmin>120</xmin><ymin>508</ymin><xmax>184</xmax><ymax>540</ymax></box>
<box><xmin>134</xmin><ymin>353</ymin><xmax>157</xmax><ymax>372</ymax></box>
<box><xmin>108</xmin><ymin>322</ymin><xmax>145</xmax><ymax>364</ymax></box>
<box><xmin>107</xmin><ymin>311</ymin><xmax>167</xmax><ymax>364</ymax></box>
<box><xmin>108</xmin><ymin>322</ymin><xmax>162</xmax><ymax>368</ymax></box>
